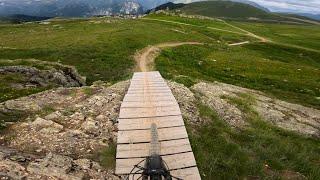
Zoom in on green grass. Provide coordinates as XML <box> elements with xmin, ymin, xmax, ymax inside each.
<box><xmin>97</xmin><ymin>143</ymin><xmax>117</xmax><ymax>169</ymax></box>
<box><xmin>146</xmin><ymin>13</ymin><xmax>241</xmax><ymax>31</ymax></box>
<box><xmin>0</xmin><ymin>72</ymin><xmax>51</xmax><ymax>102</ymax></box>
<box><xmin>232</xmin><ymin>21</ymin><xmax>320</xmax><ymax>51</ymax></box>
<box><xmin>188</xmin><ymin>95</ymin><xmax>320</xmax><ymax>179</ymax></box>
<box><xmin>179</xmin><ymin>1</ymin><xmax>274</xmax><ymax>19</ymax></box>
<box><xmin>0</xmin><ymin>18</ymin><xmax>212</xmax><ymax>85</ymax></box>
<box><xmin>0</xmin><ymin>109</ymin><xmax>28</xmax><ymax>131</ymax></box>
<box><xmin>156</xmin><ymin>42</ymin><xmax>320</xmax><ymax>108</ymax></box>
<box><xmin>0</xmin><ymin>15</ymin><xmax>263</xmax><ymax>102</ymax></box>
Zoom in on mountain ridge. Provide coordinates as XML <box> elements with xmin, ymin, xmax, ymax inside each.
<box><xmin>147</xmin><ymin>1</ymin><xmax>320</xmax><ymax>23</ymax></box>
<box><xmin>0</xmin><ymin>0</ymin><xmax>146</xmax><ymax>17</ymax></box>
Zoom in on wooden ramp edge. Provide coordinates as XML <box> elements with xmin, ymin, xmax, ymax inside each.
<box><xmin>115</xmin><ymin>71</ymin><xmax>201</xmax><ymax>179</ymax></box>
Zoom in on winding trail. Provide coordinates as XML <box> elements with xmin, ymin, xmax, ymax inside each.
<box><xmin>134</xmin><ymin>42</ymin><xmax>203</xmax><ymax>72</ymax></box>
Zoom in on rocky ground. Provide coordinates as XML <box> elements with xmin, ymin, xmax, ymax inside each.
<box><xmin>0</xmin><ymin>81</ymin><xmax>129</xmax><ymax>179</ymax></box>
<box><xmin>192</xmin><ymin>82</ymin><xmax>320</xmax><ymax>138</ymax></box>
<box><xmin>170</xmin><ymin>80</ymin><xmax>320</xmax><ymax>138</ymax></box>
<box><xmin>0</xmin><ymin>59</ymin><xmax>86</xmax><ymax>89</ymax></box>
<box><xmin>0</xmin><ymin>79</ymin><xmax>319</xmax><ymax>179</ymax></box>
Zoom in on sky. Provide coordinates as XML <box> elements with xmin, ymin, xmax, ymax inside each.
<box><xmin>174</xmin><ymin>0</ymin><xmax>320</xmax><ymax>14</ymax></box>
<box><xmin>249</xmin><ymin>0</ymin><xmax>320</xmax><ymax>14</ymax></box>
<box><xmin>1</xmin><ymin>0</ymin><xmax>320</xmax><ymax>14</ymax></box>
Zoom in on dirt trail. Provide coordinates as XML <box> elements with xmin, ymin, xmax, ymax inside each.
<box><xmin>134</xmin><ymin>42</ymin><xmax>203</xmax><ymax>72</ymax></box>
<box><xmin>220</xmin><ymin>20</ymin><xmax>269</xmax><ymax>42</ymax></box>
<box><xmin>144</xmin><ymin>18</ymin><xmax>269</xmax><ymax>43</ymax></box>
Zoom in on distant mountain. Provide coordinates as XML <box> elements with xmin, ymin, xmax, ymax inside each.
<box><xmin>297</xmin><ymin>13</ymin><xmax>320</xmax><ymax>21</ymax></box>
<box><xmin>0</xmin><ymin>14</ymin><xmax>51</xmax><ymax>23</ymax></box>
<box><xmin>148</xmin><ymin>1</ymin><xmax>319</xmax><ymax>24</ymax></box>
<box><xmin>146</xmin><ymin>2</ymin><xmax>185</xmax><ymax>13</ymax></box>
<box><xmin>0</xmin><ymin>0</ymin><xmax>146</xmax><ymax>17</ymax></box>
<box><xmin>1</xmin><ymin>0</ymin><xmax>319</xmax><ymax>21</ymax></box>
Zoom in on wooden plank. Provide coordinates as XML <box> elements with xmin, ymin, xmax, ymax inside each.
<box><xmin>130</xmin><ymin>81</ymin><xmax>167</xmax><ymax>86</ymax></box>
<box><xmin>129</xmin><ymin>82</ymin><xmax>166</xmax><ymax>86</ymax></box>
<box><xmin>131</xmin><ymin>79</ymin><xmax>164</xmax><ymax>82</ymax></box>
<box><xmin>117</xmin><ymin>126</ymin><xmax>188</xmax><ymax>144</ymax></box>
<box><xmin>129</xmin><ymin>83</ymin><xmax>167</xmax><ymax>87</ymax></box>
<box><xmin>131</xmin><ymin>79</ymin><xmax>163</xmax><ymax>82</ymax></box>
<box><xmin>133</xmin><ymin>72</ymin><xmax>161</xmax><ymax>77</ymax></box>
<box><xmin>120</xmin><ymin>101</ymin><xmax>178</xmax><ymax>108</ymax></box>
<box><xmin>133</xmin><ymin>72</ymin><xmax>161</xmax><ymax>76</ymax></box>
<box><xmin>123</xmin><ymin>95</ymin><xmax>176</xmax><ymax>102</ymax></box>
<box><xmin>131</xmin><ymin>78</ymin><xmax>163</xmax><ymax>81</ymax></box>
<box><xmin>132</xmin><ymin>75</ymin><xmax>161</xmax><ymax>78</ymax></box>
<box><xmin>170</xmin><ymin>167</ymin><xmax>201</xmax><ymax>180</ymax></box>
<box><xmin>128</xmin><ymin>86</ymin><xmax>171</xmax><ymax>91</ymax></box>
<box><xmin>126</xmin><ymin>91</ymin><xmax>173</xmax><ymax>96</ymax></box>
<box><xmin>127</xmin><ymin>89</ymin><xmax>171</xmax><ymax>92</ymax></box>
<box><xmin>118</xmin><ymin>115</ymin><xmax>184</xmax><ymax>130</ymax></box>
<box><xmin>116</xmin><ymin>152</ymin><xmax>197</xmax><ymax>175</ymax></box>
<box><xmin>116</xmin><ymin>139</ymin><xmax>192</xmax><ymax>158</ymax></box>
<box><xmin>124</xmin><ymin>92</ymin><xmax>173</xmax><ymax>97</ymax></box>
<box><xmin>119</xmin><ymin>106</ymin><xmax>181</xmax><ymax>119</ymax></box>
<box><xmin>128</xmin><ymin>85</ymin><xmax>168</xmax><ymax>89</ymax></box>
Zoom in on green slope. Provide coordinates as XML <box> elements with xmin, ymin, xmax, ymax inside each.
<box><xmin>162</xmin><ymin>1</ymin><xmax>307</xmax><ymax>23</ymax></box>
<box><xmin>180</xmin><ymin>1</ymin><xmax>272</xmax><ymax>19</ymax></box>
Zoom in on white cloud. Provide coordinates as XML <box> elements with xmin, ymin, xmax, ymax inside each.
<box><xmin>173</xmin><ymin>0</ymin><xmax>320</xmax><ymax>14</ymax></box>
<box><xmin>251</xmin><ymin>0</ymin><xmax>320</xmax><ymax>14</ymax></box>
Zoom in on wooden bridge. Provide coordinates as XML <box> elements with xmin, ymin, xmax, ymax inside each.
<box><xmin>115</xmin><ymin>71</ymin><xmax>201</xmax><ymax>179</ymax></box>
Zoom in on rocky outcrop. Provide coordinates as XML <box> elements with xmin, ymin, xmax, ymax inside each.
<box><xmin>0</xmin><ymin>65</ymin><xmax>85</xmax><ymax>88</ymax></box>
<box><xmin>192</xmin><ymin>81</ymin><xmax>320</xmax><ymax>138</ymax></box>
<box><xmin>1</xmin><ymin>81</ymin><xmax>129</xmax><ymax>158</ymax></box>
<box><xmin>0</xmin><ymin>148</ymin><xmax>117</xmax><ymax>179</ymax></box>
<box><xmin>0</xmin><ymin>81</ymin><xmax>129</xmax><ymax>179</ymax></box>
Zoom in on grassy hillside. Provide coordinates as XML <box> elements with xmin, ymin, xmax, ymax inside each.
<box><xmin>180</xmin><ymin>1</ymin><xmax>272</xmax><ymax>19</ymax></box>
<box><xmin>0</xmin><ymin>16</ymin><xmax>246</xmax><ymax>101</ymax></box>
<box><xmin>1</xmin><ymin>14</ymin><xmax>319</xmax><ymax>106</ymax></box>
<box><xmin>231</xmin><ymin>21</ymin><xmax>320</xmax><ymax>50</ymax></box>
<box><xmin>151</xmin><ymin>1</ymin><xmax>314</xmax><ymax>24</ymax></box>
<box><xmin>149</xmin><ymin>15</ymin><xmax>320</xmax><ymax>109</ymax></box>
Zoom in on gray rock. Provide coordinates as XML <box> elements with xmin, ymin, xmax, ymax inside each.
<box><xmin>74</xmin><ymin>159</ymin><xmax>91</xmax><ymax>170</ymax></box>
<box><xmin>32</xmin><ymin>117</ymin><xmax>54</xmax><ymax>127</ymax></box>
<box><xmin>0</xmin><ymin>160</ymin><xmax>27</xmax><ymax>179</ymax></box>
<box><xmin>0</xmin><ymin>64</ymin><xmax>85</xmax><ymax>89</ymax></box>
<box><xmin>81</xmin><ymin>118</ymin><xmax>98</xmax><ymax>134</ymax></box>
<box><xmin>27</xmin><ymin>153</ymin><xmax>82</xmax><ymax>180</ymax></box>
<box><xmin>40</xmin><ymin>127</ymin><xmax>63</xmax><ymax>134</ymax></box>
<box><xmin>45</xmin><ymin>111</ymin><xmax>63</xmax><ymax>120</ymax></box>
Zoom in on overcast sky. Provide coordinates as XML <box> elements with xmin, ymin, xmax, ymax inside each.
<box><xmin>1</xmin><ymin>0</ymin><xmax>320</xmax><ymax>14</ymax></box>
<box><xmin>175</xmin><ymin>0</ymin><xmax>320</xmax><ymax>14</ymax></box>
<box><xmin>250</xmin><ymin>0</ymin><xmax>320</xmax><ymax>14</ymax></box>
